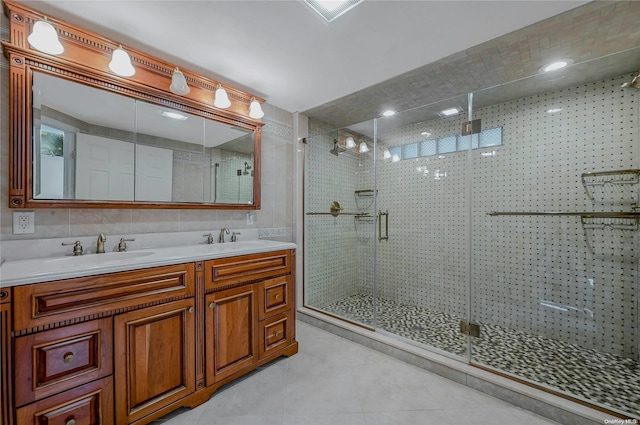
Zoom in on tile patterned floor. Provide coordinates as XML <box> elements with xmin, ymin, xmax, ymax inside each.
<box><xmin>320</xmin><ymin>294</ymin><xmax>640</xmax><ymax>418</ymax></box>
<box><xmin>153</xmin><ymin>321</ymin><xmax>563</xmax><ymax>425</ymax></box>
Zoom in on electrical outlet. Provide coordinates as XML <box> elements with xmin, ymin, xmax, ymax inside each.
<box><xmin>13</xmin><ymin>211</ymin><xmax>35</xmax><ymax>234</ymax></box>
<box><xmin>246</xmin><ymin>212</ymin><xmax>254</xmax><ymax>225</ymax></box>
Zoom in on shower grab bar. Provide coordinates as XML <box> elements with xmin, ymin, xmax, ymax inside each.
<box><xmin>488</xmin><ymin>211</ymin><xmax>640</xmax><ymax>218</ymax></box>
<box><xmin>378</xmin><ymin>210</ymin><xmax>389</xmax><ymax>241</ymax></box>
<box><xmin>306</xmin><ymin>212</ymin><xmax>371</xmax><ymax>216</ymax></box>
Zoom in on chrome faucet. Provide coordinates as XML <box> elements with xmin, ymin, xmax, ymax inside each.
<box><xmin>203</xmin><ymin>233</ymin><xmax>214</xmax><ymax>244</ymax></box>
<box><xmin>218</xmin><ymin>228</ymin><xmax>230</xmax><ymax>243</ymax></box>
<box><xmin>96</xmin><ymin>233</ymin><xmax>106</xmax><ymax>253</ymax></box>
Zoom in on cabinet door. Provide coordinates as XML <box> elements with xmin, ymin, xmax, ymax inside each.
<box><xmin>114</xmin><ymin>299</ymin><xmax>195</xmax><ymax>425</ymax></box>
<box><xmin>205</xmin><ymin>285</ymin><xmax>258</xmax><ymax>385</ymax></box>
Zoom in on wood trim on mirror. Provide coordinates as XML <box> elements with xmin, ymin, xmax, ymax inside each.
<box><xmin>2</xmin><ymin>0</ymin><xmax>264</xmax><ymax>210</ymax></box>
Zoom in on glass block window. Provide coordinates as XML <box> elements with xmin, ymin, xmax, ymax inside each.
<box><xmin>385</xmin><ymin>126</ymin><xmax>502</xmax><ymax>162</ymax></box>
<box><xmin>420</xmin><ymin>139</ymin><xmax>436</xmax><ymax>156</ymax></box>
<box><xmin>479</xmin><ymin>126</ymin><xmax>502</xmax><ymax>147</ymax></box>
<box><xmin>438</xmin><ymin>135</ymin><xmax>457</xmax><ymax>153</ymax></box>
<box><xmin>458</xmin><ymin>134</ymin><xmax>479</xmax><ymax>151</ymax></box>
<box><xmin>403</xmin><ymin>143</ymin><xmax>419</xmax><ymax>159</ymax></box>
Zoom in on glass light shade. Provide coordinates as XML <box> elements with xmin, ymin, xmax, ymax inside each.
<box><xmin>345</xmin><ymin>137</ymin><xmax>356</xmax><ymax>149</ymax></box>
<box><xmin>383</xmin><ymin>148</ymin><xmax>392</xmax><ymax>160</ymax></box>
<box><xmin>359</xmin><ymin>142</ymin><xmax>370</xmax><ymax>153</ymax></box>
<box><xmin>170</xmin><ymin>68</ymin><xmax>190</xmax><ymax>95</ymax></box>
<box><xmin>109</xmin><ymin>46</ymin><xmax>135</xmax><ymax>77</ymax></box>
<box><xmin>249</xmin><ymin>98</ymin><xmax>264</xmax><ymax>119</ymax></box>
<box><xmin>28</xmin><ymin>20</ymin><xmax>64</xmax><ymax>55</ymax></box>
<box><xmin>214</xmin><ymin>85</ymin><xmax>232</xmax><ymax>109</ymax></box>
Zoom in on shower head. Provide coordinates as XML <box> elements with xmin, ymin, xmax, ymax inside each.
<box><xmin>621</xmin><ymin>73</ymin><xmax>640</xmax><ymax>91</ymax></box>
<box><xmin>330</xmin><ymin>139</ymin><xmax>345</xmax><ymax>156</ymax></box>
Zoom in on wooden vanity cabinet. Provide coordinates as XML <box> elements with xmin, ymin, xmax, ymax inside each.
<box><xmin>5</xmin><ymin>249</ymin><xmax>297</xmax><ymax>425</ymax></box>
<box><xmin>114</xmin><ymin>299</ymin><xmax>196</xmax><ymax>425</ymax></box>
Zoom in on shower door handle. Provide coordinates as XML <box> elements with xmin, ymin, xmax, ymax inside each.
<box><xmin>378</xmin><ymin>210</ymin><xmax>389</xmax><ymax>241</ymax></box>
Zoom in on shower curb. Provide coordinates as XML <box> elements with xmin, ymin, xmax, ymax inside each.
<box><xmin>297</xmin><ymin>307</ymin><xmax>615</xmax><ymax>425</ymax></box>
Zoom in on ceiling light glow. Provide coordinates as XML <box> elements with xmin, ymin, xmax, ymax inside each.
<box><xmin>382</xmin><ymin>110</ymin><xmax>396</xmax><ymax>117</ymax></box>
<box><xmin>546</xmin><ymin>107</ymin><xmax>563</xmax><ymax>113</ymax></box>
<box><xmin>441</xmin><ymin>108</ymin><xmax>459</xmax><ymax>116</ymax></box>
<box><xmin>543</xmin><ymin>61</ymin><xmax>568</xmax><ymax>72</ymax></box>
<box><xmin>162</xmin><ymin>111</ymin><xmax>188</xmax><ymax>120</ymax></box>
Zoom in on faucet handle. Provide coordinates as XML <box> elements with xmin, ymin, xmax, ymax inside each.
<box><xmin>62</xmin><ymin>241</ymin><xmax>83</xmax><ymax>256</ymax></box>
<box><xmin>231</xmin><ymin>232</ymin><xmax>241</xmax><ymax>242</ymax></box>
<box><xmin>118</xmin><ymin>238</ymin><xmax>135</xmax><ymax>252</ymax></box>
<box><xmin>203</xmin><ymin>233</ymin><xmax>214</xmax><ymax>244</ymax></box>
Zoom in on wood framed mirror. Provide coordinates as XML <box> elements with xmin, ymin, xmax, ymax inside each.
<box><xmin>2</xmin><ymin>0</ymin><xmax>264</xmax><ymax>210</ymax></box>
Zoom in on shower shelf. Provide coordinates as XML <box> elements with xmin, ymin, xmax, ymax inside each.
<box><xmin>581</xmin><ymin>169</ymin><xmax>640</xmax><ymax>186</ymax></box>
<box><xmin>488</xmin><ymin>211</ymin><xmax>639</xmax><ymax>219</ymax></box>
<box><xmin>354</xmin><ymin>190</ymin><xmax>375</xmax><ymax>197</ymax></box>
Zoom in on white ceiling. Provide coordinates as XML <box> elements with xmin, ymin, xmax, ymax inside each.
<box><xmin>19</xmin><ymin>0</ymin><xmax>588</xmax><ymax>114</ymax></box>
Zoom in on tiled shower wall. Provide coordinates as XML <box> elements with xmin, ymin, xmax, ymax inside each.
<box><xmin>307</xmin><ymin>73</ymin><xmax>638</xmax><ymax>360</ymax></box>
<box><xmin>304</xmin><ymin>120</ymin><xmax>375</xmax><ymax>309</ymax></box>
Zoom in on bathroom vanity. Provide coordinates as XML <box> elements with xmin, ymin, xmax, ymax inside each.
<box><xmin>0</xmin><ymin>241</ymin><xmax>297</xmax><ymax>425</ymax></box>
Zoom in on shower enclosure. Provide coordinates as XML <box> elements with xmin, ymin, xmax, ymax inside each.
<box><xmin>303</xmin><ymin>51</ymin><xmax>640</xmax><ymax>418</ymax></box>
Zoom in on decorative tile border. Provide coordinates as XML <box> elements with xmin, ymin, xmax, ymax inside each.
<box><xmin>258</xmin><ymin>227</ymin><xmax>293</xmax><ymax>238</ymax></box>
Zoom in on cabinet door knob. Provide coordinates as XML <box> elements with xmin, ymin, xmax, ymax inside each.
<box><xmin>66</xmin><ymin>418</ymin><xmax>76</xmax><ymax>425</ymax></box>
<box><xmin>274</xmin><ymin>331</ymin><xmax>282</xmax><ymax>337</ymax></box>
<box><xmin>63</xmin><ymin>352</ymin><xmax>75</xmax><ymax>363</ymax></box>
<box><xmin>275</xmin><ymin>294</ymin><xmax>280</xmax><ymax>300</ymax></box>
<box><xmin>188</xmin><ymin>307</ymin><xmax>195</xmax><ymax>313</ymax></box>
<box><xmin>209</xmin><ymin>302</ymin><xmax>215</xmax><ymax>309</ymax></box>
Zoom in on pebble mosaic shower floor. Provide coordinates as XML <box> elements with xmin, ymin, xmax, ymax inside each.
<box><xmin>320</xmin><ymin>293</ymin><xmax>640</xmax><ymax>418</ymax></box>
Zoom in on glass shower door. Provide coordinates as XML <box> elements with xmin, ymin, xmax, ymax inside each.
<box><xmin>370</xmin><ymin>96</ymin><xmax>472</xmax><ymax>359</ymax></box>
<box><xmin>303</xmin><ymin>120</ymin><xmax>377</xmax><ymax>328</ymax></box>
<box><xmin>469</xmin><ymin>55</ymin><xmax>640</xmax><ymax>418</ymax></box>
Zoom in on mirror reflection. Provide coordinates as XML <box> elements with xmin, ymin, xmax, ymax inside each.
<box><xmin>32</xmin><ymin>72</ymin><xmax>255</xmax><ymax>204</ymax></box>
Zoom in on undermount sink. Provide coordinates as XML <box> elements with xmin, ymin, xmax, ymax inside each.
<box><xmin>44</xmin><ymin>250</ymin><xmax>155</xmax><ymax>264</ymax></box>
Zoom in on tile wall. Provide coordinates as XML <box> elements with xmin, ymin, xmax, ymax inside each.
<box><xmin>306</xmin><ymin>72</ymin><xmax>639</xmax><ymax>360</ymax></box>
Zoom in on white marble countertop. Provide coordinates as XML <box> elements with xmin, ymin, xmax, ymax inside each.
<box><xmin>0</xmin><ymin>239</ymin><xmax>296</xmax><ymax>287</ymax></box>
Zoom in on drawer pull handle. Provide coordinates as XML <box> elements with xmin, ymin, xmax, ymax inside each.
<box><xmin>275</xmin><ymin>294</ymin><xmax>281</xmax><ymax>300</ymax></box>
<box><xmin>63</xmin><ymin>352</ymin><xmax>75</xmax><ymax>363</ymax></box>
<box><xmin>188</xmin><ymin>307</ymin><xmax>195</xmax><ymax>313</ymax></box>
<box><xmin>209</xmin><ymin>302</ymin><xmax>215</xmax><ymax>309</ymax></box>
<box><xmin>66</xmin><ymin>418</ymin><xmax>76</xmax><ymax>425</ymax></box>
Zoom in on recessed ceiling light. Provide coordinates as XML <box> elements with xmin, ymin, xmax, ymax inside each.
<box><xmin>546</xmin><ymin>107</ymin><xmax>563</xmax><ymax>113</ymax></box>
<box><xmin>421</xmin><ymin>131</ymin><xmax>431</xmax><ymax>137</ymax></box>
<box><xmin>440</xmin><ymin>108</ymin><xmax>459</xmax><ymax>116</ymax></box>
<box><xmin>540</xmin><ymin>59</ymin><xmax>573</xmax><ymax>73</ymax></box>
<box><xmin>382</xmin><ymin>110</ymin><xmax>396</xmax><ymax>117</ymax></box>
<box><xmin>162</xmin><ymin>111</ymin><xmax>188</xmax><ymax>120</ymax></box>
<box><xmin>304</xmin><ymin>0</ymin><xmax>362</xmax><ymax>22</ymax></box>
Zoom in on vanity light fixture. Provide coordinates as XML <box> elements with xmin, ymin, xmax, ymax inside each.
<box><xmin>214</xmin><ymin>85</ymin><xmax>232</xmax><ymax>109</ymax></box>
<box><xmin>359</xmin><ymin>142</ymin><xmax>370</xmax><ymax>153</ymax></box>
<box><xmin>109</xmin><ymin>46</ymin><xmax>135</xmax><ymax>77</ymax></box>
<box><xmin>28</xmin><ymin>18</ymin><xmax>64</xmax><ymax>55</ymax></box>
<box><xmin>249</xmin><ymin>97</ymin><xmax>265</xmax><ymax>119</ymax></box>
<box><xmin>170</xmin><ymin>67</ymin><xmax>190</xmax><ymax>95</ymax></box>
<box><xmin>161</xmin><ymin>111</ymin><xmax>188</xmax><ymax>120</ymax></box>
<box><xmin>345</xmin><ymin>136</ymin><xmax>356</xmax><ymax>149</ymax></box>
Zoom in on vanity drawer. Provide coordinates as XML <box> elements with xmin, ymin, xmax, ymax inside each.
<box><xmin>14</xmin><ymin>318</ymin><xmax>113</xmax><ymax>406</ymax></box>
<box><xmin>13</xmin><ymin>263</ymin><xmax>194</xmax><ymax>331</ymax></box>
<box><xmin>258</xmin><ymin>275</ymin><xmax>290</xmax><ymax>320</ymax></box>
<box><xmin>258</xmin><ymin>311</ymin><xmax>293</xmax><ymax>360</ymax></box>
<box><xmin>16</xmin><ymin>376</ymin><xmax>113</xmax><ymax>425</ymax></box>
<box><xmin>205</xmin><ymin>250</ymin><xmax>291</xmax><ymax>289</ymax></box>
